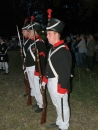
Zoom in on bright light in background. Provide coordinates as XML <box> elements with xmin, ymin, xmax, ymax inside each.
<box><xmin>42</xmin><ymin>30</ymin><xmax>44</xmax><ymax>33</ymax></box>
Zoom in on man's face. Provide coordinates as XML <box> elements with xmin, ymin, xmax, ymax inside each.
<box><xmin>22</xmin><ymin>30</ymin><xmax>29</xmax><ymax>37</ymax></box>
<box><xmin>28</xmin><ymin>30</ymin><xmax>35</xmax><ymax>39</ymax></box>
<box><xmin>47</xmin><ymin>31</ymin><xmax>57</xmax><ymax>45</ymax></box>
<box><xmin>89</xmin><ymin>35</ymin><xmax>93</xmax><ymax>40</ymax></box>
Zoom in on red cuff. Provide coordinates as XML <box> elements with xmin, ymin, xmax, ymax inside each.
<box><xmin>39</xmin><ymin>52</ymin><xmax>46</xmax><ymax>57</ymax></box>
<box><xmin>34</xmin><ymin>70</ymin><xmax>40</xmax><ymax>76</ymax></box>
<box><xmin>43</xmin><ymin>76</ymin><xmax>48</xmax><ymax>83</ymax></box>
<box><xmin>57</xmin><ymin>84</ymin><xmax>68</xmax><ymax>94</ymax></box>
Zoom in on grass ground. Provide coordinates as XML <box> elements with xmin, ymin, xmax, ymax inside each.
<box><xmin>0</xmin><ymin>50</ymin><xmax>98</xmax><ymax>130</ymax></box>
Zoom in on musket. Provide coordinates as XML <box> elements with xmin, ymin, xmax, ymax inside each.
<box><xmin>16</xmin><ymin>25</ymin><xmax>22</xmax><ymax>48</ymax></box>
<box><xmin>30</xmin><ymin>15</ymin><xmax>47</xmax><ymax>124</ymax></box>
<box><xmin>23</xmin><ymin>42</ymin><xmax>32</xmax><ymax>106</ymax></box>
<box><xmin>24</xmin><ymin>70</ymin><xmax>32</xmax><ymax>106</ymax></box>
<box><xmin>40</xmin><ymin>9</ymin><xmax>52</xmax><ymax>124</ymax></box>
<box><xmin>36</xmin><ymin>48</ymin><xmax>47</xmax><ymax>124</ymax></box>
<box><xmin>16</xmin><ymin>25</ymin><xmax>23</xmax><ymax>64</ymax></box>
<box><xmin>16</xmin><ymin>24</ymin><xmax>32</xmax><ymax>106</ymax></box>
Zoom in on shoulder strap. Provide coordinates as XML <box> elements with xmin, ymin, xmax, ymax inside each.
<box><xmin>24</xmin><ymin>39</ymin><xmax>29</xmax><ymax>45</ymax></box>
<box><xmin>48</xmin><ymin>45</ymin><xmax>65</xmax><ymax>79</ymax></box>
<box><xmin>49</xmin><ymin>45</ymin><xmax>65</xmax><ymax>57</ymax></box>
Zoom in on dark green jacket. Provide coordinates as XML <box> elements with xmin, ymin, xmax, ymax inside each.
<box><xmin>87</xmin><ymin>39</ymin><xmax>96</xmax><ymax>56</ymax></box>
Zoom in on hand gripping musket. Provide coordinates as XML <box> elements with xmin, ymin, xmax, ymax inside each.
<box><xmin>16</xmin><ymin>25</ymin><xmax>22</xmax><ymax>49</ymax></box>
<box><xmin>16</xmin><ymin>23</ymin><xmax>32</xmax><ymax>106</ymax></box>
<box><xmin>24</xmin><ymin>57</ymin><xmax>32</xmax><ymax>106</ymax></box>
<box><xmin>37</xmin><ymin>50</ymin><xmax>47</xmax><ymax>124</ymax></box>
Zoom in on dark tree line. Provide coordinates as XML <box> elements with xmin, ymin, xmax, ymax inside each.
<box><xmin>0</xmin><ymin>0</ymin><xmax>98</xmax><ymax>38</ymax></box>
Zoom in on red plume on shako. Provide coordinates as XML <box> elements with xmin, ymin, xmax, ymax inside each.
<box><xmin>46</xmin><ymin>9</ymin><xmax>65</xmax><ymax>34</ymax></box>
<box><xmin>27</xmin><ymin>16</ymin><xmax>42</xmax><ymax>34</ymax></box>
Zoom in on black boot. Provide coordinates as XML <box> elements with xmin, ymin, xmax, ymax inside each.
<box><xmin>49</xmin><ymin>123</ymin><xmax>58</xmax><ymax>128</ymax></box>
<box><xmin>35</xmin><ymin>107</ymin><xmax>43</xmax><ymax>113</ymax></box>
<box><xmin>23</xmin><ymin>94</ymin><xmax>28</xmax><ymax>97</ymax></box>
<box><xmin>32</xmin><ymin>104</ymin><xmax>38</xmax><ymax>109</ymax></box>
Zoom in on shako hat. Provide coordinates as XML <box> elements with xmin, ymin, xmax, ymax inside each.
<box><xmin>22</xmin><ymin>18</ymin><xmax>30</xmax><ymax>30</ymax></box>
<box><xmin>22</xmin><ymin>23</ymin><xmax>30</xmax><ymax>30</ymax></box>
<box><xmin>46</xmin><ymin>18</ymin><xmax>65</xmax><ymax>34</ymax></box>
<box><xmin>27</xmin><ymin>21</ymin><xmax>42</xmax><ymax>34</ymax></box>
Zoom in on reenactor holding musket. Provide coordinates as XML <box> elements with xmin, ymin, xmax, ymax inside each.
<box><xmin>22</xmin><ymin>18</ymin><xmax>30</xmax><ymax>66</ymax></box>
<box><xmin>20</xmin><ymin>19</ymin><xmax>33</xmax><ymax>106</ymax></box>
<box><xmin>40</xmin><ymin>9</ymin><xmax>72</xmax><ymax>130</ymax></box>
<box><xmin>25</xmin><ymin>16</ymin><xmax>47</xmax><ymax>113</ymax></box>
<box><xmin>16</xmin><ymin>19</ymin><xmax>32</xmax><ymax>105</ymax></box>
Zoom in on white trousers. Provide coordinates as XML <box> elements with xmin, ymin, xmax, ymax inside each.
<box><xmin>26</xmin><ymin>66</ymin><xmax>43</xmax><ymax>108</ymax></box>
<box><xmin>26</xmin><ymin>66</ymin><xmax>35</xmax><ymax>97</ymax></box>
<box><xmin>33</xmin><ymin>75</ymin><xmax>43</xmax><ymax>108</ymax></box>
<box><xmin>0</xmin><ymin>62</ymin><xmax>9</xmax><ymax>73</ymax></box>
<box><xmin>47</xmin><ymin>77</ymin><xmax>70</xmax><ymax>130</ymax></box>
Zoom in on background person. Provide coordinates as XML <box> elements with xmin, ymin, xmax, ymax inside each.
<box><xmin>86</xmin><ymin>34</ymin><xmax>96</xmax><ymax>74</ymax></box>
<box><xmin>0</xmin><ymin>37</ymin><xmax>9</xmax><ymax>74</ymax></box>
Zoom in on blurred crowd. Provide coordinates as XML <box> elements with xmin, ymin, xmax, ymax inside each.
<box><xmin>64</xmin><ymin>33</ymin><xmax>98</xmax><ymax>74</ymax></box>
<box><xmin>4</xmin><ymin>38</ymin><xmax>20</xmax><ymax>50</ymax></box>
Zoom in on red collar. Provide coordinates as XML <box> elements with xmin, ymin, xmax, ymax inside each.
<box><xmin>53</xmin><ymin>40</ymin><xmax>64</xmax><ymax>47</ymax></box>
<box><xmin>31</xmin><ymin>35</ymin><xmax>40</xmax><ymax>41</ymax></box>
<box><xmin>31</xmin><ymin>38</ymin><xmax>34</xmax><ymax>41</ymax></box>
<box><xmin>36</xmin><ymin>35</ymin><xmax>40</xmax><ymax>39</ymax></box>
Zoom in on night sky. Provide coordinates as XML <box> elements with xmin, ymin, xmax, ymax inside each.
<box><xmin>0</xmin><ymin>0</ymin><xmax>98</xmax><ymax>39</ymax></box>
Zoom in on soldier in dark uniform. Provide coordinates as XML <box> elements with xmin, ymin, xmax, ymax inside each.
<box><xmin>22</xmin><ymin>19</ymin><xmax>30</xmax><ymax>65</ymax></box>
<box><xmin>25</xmin><ymin>20</ymin><xmax>47</xmax><ymax>113</ymax></box>
<box><xmin>41</xmin><ymin>18</ymin><xmax>72</xmax><ymax>130</ymax></box>
<box><xmin>0</xmin><ymin>37</ymin><xmax>9</xmax><ymax>74</ymax></box>
<box><xmin>21</xmin><ymin>20</ymin><xmax>32</xmax><ymax>97</ymax></box>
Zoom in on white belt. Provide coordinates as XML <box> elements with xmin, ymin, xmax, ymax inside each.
<box><xmin>48</xmin><ymin>45</ymin><xmax>65</xmax><ymax>79</ymax></box>
<box><xmin>28</xmin><ymin>43</ymin><xmax>35</xmax><ymax>61</ymax></box>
